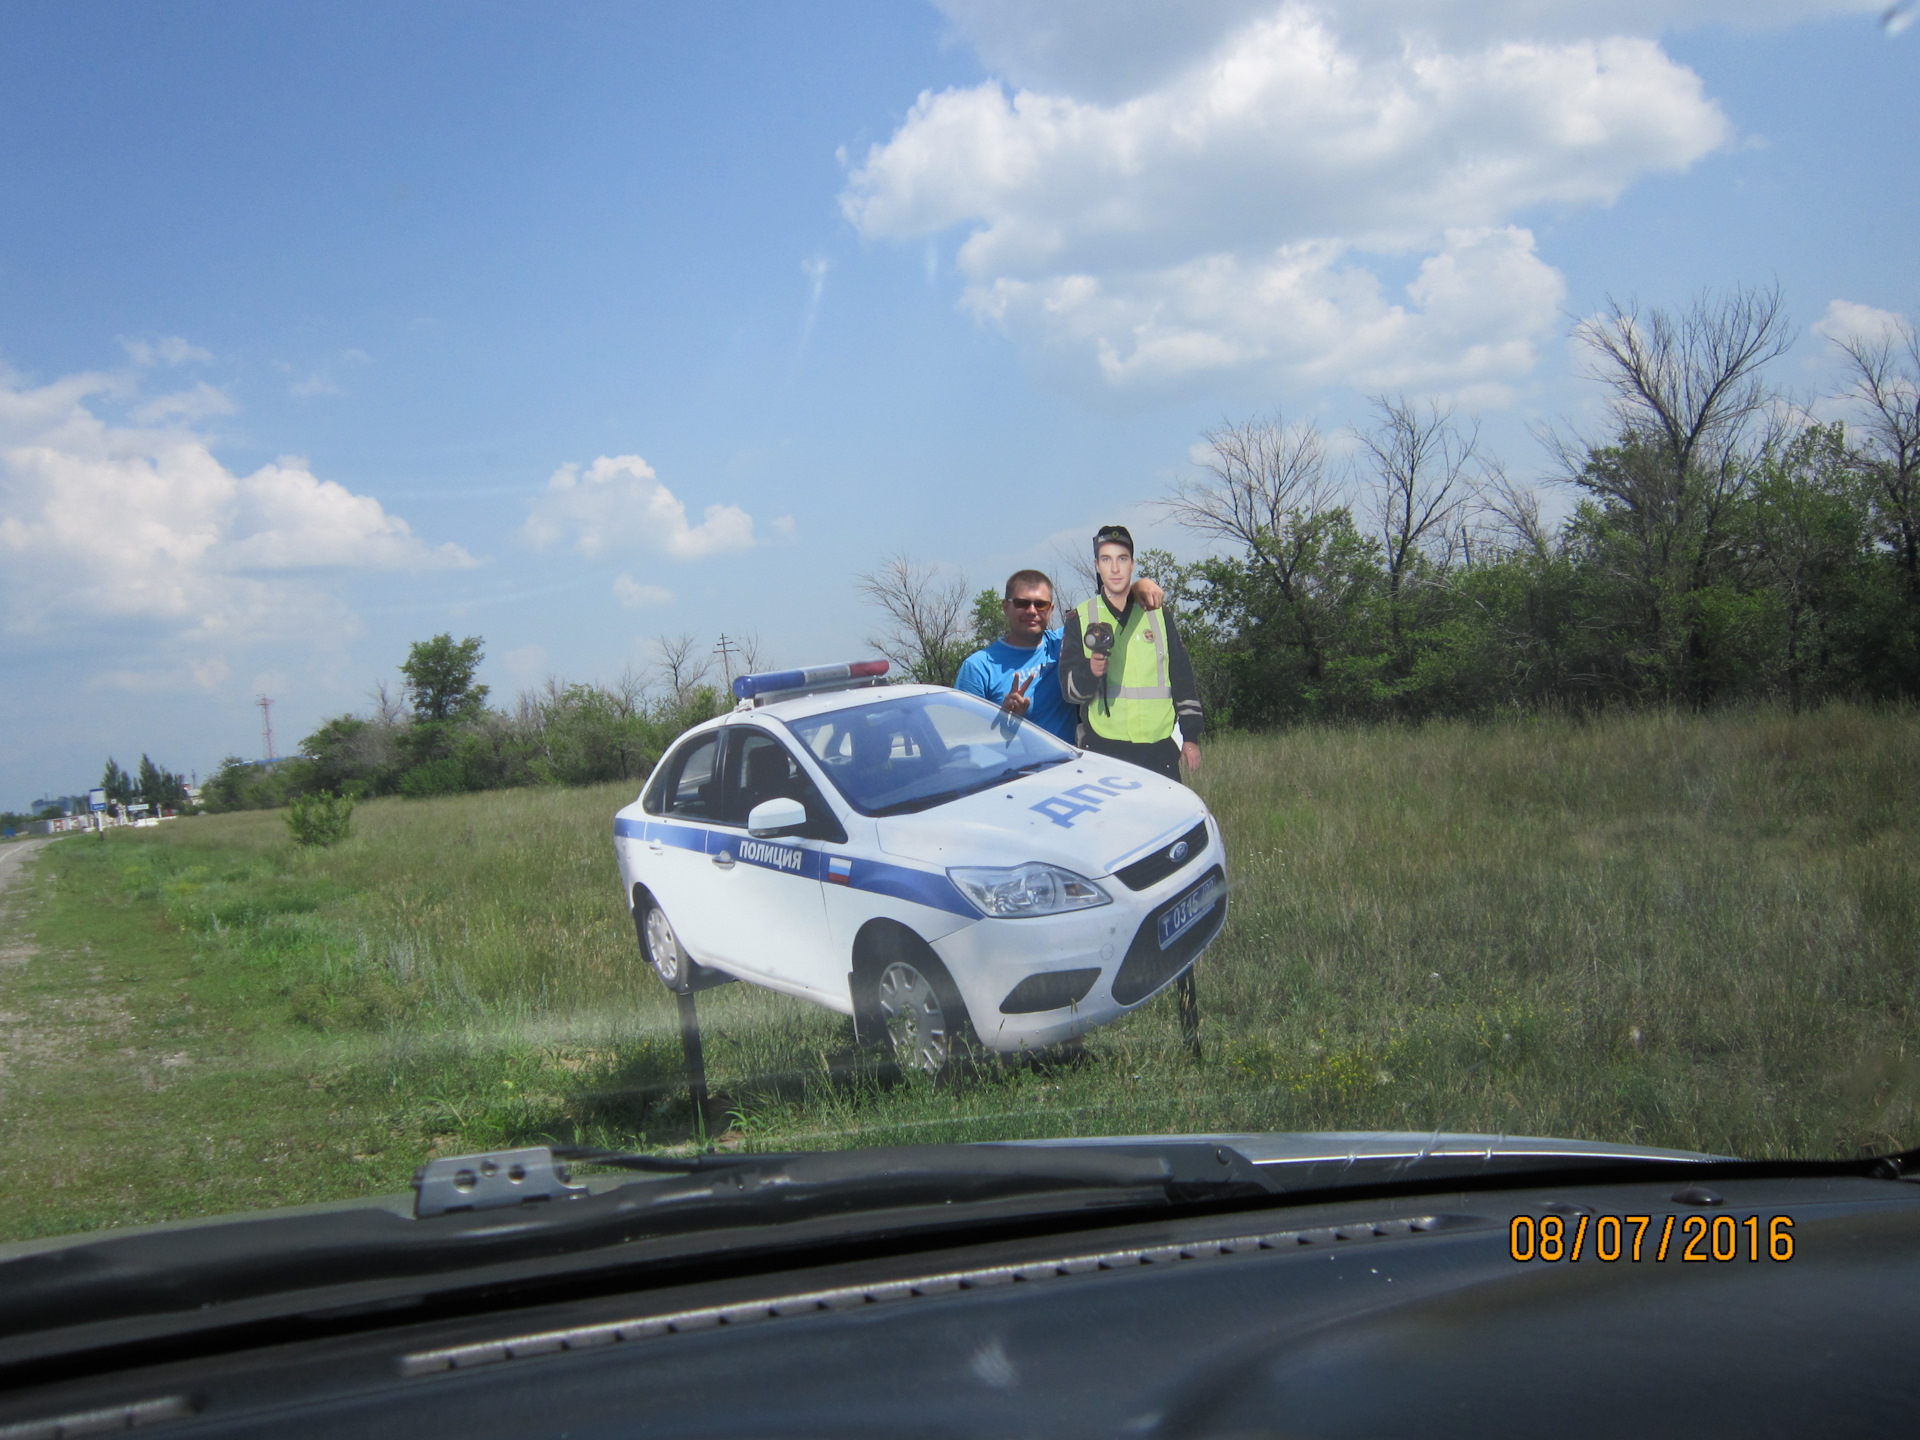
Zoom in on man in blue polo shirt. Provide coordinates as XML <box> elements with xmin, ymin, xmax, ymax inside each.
<box><xmin>956</xmin><ymin>568</ymin><xmax>1160</xmax><ymax>744</ymax></box>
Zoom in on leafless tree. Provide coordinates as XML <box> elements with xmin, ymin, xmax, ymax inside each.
<box><xmin>1168</xmin><ymin>414</ymin><xmax>1333</xmax><ymax>551</ymax></box>
<box><xmin>1478</xmin><ymin>462</ymin><xmax>1555</xmax><ymax>560</ymax></box>
<box><xmin>1162</xmin><ymin>413</ymin><xmax>1341</xmax><ymax>678</ymax></box>
<box><xmin>368</xmin><ymin>680</ymin><xmax>407</xmax><ymax>728</ymax></box>
<box><xmin>1546</xmin><ymin>285</ymin><xmax>1795</xmax><ymax>700</ymax></box>
<box><xmin>1552</xmin><ymin>287</ymin><xmax>1795</xmax><ymax>571</ymax></box>
<box><xmin>649</xmin><ymin>633</ymin><xmax>711</xmax><ymax>703</ymax></box>
<box><xmin>613</xmin><ymin>665</ymin><xmax>647</xmax><ymax>714</ymax></box>
<box><xmin>1571</xmin><ymin>284</ymin><xmax>1794</xmax><ymax>488</ymax></box>
<box><xmin>733</xmin><ymin>631</ymin><xmax>771</xmax><ymax>676</ymax></box>
<box><xmin>1832</xmin><ymin>316</ymin><xmax>1920</xmax><ymax>591</ymax></box>
<box><xmin>856</xmin><ymin>554</ymin><xmax>972</xmax><ymax>686</ymax></box>
<box><xmin>1354</xmin><ymin>395</ymin><xmax>1480</xmax><ymax>605</ymax></box>
<box><xmin>1049</xmin><ymin>541</ymin><xmax>1101</xmax><ymax>612</ymax></box>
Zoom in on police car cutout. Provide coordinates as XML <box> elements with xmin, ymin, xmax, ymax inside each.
<box><xmin>614</xmin><ymin>660</ymin><xmax>1229</xmax><ymax>1076</ymax></box>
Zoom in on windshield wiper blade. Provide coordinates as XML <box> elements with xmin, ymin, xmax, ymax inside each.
<box><xmin>0</xmin><ymin>1143</ymin><xmax>1279</xmax><ymax>1342</ymax></box>
<box><xmin>1003</xmin><ymin>757</ymin><xmax>1072</xmax><ymax>779</ymax></box>
<box><xmin>559</xmin><ymin>1141</ymin><xmax>1278</xmax><ymax>1219</ymax></box>
<box><xmin>869</xmin><ymin>788</ymin><xmax>973</xmax><ymax>816</ymax></box>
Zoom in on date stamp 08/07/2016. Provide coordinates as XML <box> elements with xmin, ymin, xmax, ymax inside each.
<box><xmin>1510</xmin><ymin>1213</ymin><xmax>1795</xmax><ymax>1264</ymax></box>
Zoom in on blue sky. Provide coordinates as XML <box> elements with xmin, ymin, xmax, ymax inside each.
<box><xmin>1</xmin><ymin>0</ymin><xmax>1913</xmax><ymax>808</ymax></box>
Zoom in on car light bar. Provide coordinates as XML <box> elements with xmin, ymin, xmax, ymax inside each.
<box><xmin>733</xmin><ymin>659</ymin><xmax>890</xmax><ymax>702</ymax></box>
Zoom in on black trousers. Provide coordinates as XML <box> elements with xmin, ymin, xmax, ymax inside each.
<box><xmin>1080</xmin><ymin>733</ymin><xmax>1181</xmax><ymax>781</ymax></box>
<box><xmin>1079</xmin><ymin>729</ymin><xmax>1202</xmax><ymax>1056</ymax></box>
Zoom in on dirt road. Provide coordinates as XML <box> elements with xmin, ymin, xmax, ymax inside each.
<box><xmin>0</xmin><ymin>839</ymin><xmax>55</xmax><ymax>1089</ymax></box>
<box><xmin>0</xmin><ymin>838</ymin><xmax>51</xmax><ymax>908</ymax></box>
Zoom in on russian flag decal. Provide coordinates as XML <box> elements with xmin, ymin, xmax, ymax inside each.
<box><xmin>827</xmin><ymin>856</ymin><xmax>853</xmax><ymax>886</ymax></box>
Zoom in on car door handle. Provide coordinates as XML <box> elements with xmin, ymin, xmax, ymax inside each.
<box><xmin>647</xmin><ymin>840</ymin><xmax>665</xmax><ymax>855</ymax></box>
<box><xmin>712</xmin><ymin>849</ymin><xmax>736</xmax><ymax>869</ymax></box>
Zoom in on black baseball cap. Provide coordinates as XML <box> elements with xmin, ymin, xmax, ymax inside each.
<box><xmin>1093</xmin><ymin>524</ymin><xmax>1134</xmax><ymax>555</ymax></box>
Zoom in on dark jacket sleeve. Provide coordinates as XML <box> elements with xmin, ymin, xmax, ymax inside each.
<box><xmin>1164</xmin><ymin>607</ymin><xmax>1205</xmax><ymax>742</ymax></box>
<box><xmin>1059</xmin><ymin>608</ymin><xmax>1101</xmax><ymax>708</ymax></box>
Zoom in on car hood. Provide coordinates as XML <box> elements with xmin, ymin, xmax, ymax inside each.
<box><xmin>873</xmin><ymin>759</ymin><xmax>1210</xmax><ymax>877</ymax></box>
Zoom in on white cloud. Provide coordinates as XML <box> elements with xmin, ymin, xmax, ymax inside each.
<box><xmin>88</xmin><ymin>659</ymin><xmax>234</xmax><ymax>694</ymax></box>
<box><xmin>799</xmin><ymin>256</ymin><xmax>830</xmax><ymax>347</ymax></box>
<box><xmin>1813</xmin><ymin>298</ymin><xmax>1910</xmax><ymax>348</ymax></box>
<box><xmin>843</xmin><ymin>1</ymin><xmax>1807</xmax><ymax>394</ymax></box>
<box><xmin>129</xmin><ymin>382</ymin><xmax>237</xmax><ymax>425</ymax></box>
<box><xmin>290</xmin><ymin>373</ymin><xmax>343</xmax><ymax>399</ymax></box>
<box><xmin>0</xmin><ymin>366</ymin><xmax>475</xmax><ymax>647</ymax></box>
<box><xmin>966</xmin><ymin>226</ymin><xmax>1564</xmax><ymax>393</ymax></box>
<box><xmin>118</xmin><ymin>335</ymin><xmax>213</xmax><ymax>367</ymax></box>
<box><xmin>525</xmin><ymin>455</ymin><xmax>758</xmax><ymax>560</ymax></box>
<box><xmin>937</xmin><ymin>1</ymin><xmax>1879</xmax><ymax>100</ymax></box>
<box><xmin>613</xmin><ymin>575</ymin><xmax>674</xmax><ymax>609</ymax></box>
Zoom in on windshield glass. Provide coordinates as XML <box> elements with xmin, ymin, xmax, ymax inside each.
<box><xmin>0</xmin><ymin>4</ymin><xmax>1913</xmax><ymax>1272</ymax></box>
<box><xmin>788</xmin><ymin>691</ymin><xmax>1075</xmax><ymax>815</ymax></box>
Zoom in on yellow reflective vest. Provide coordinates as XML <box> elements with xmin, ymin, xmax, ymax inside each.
<box><xmin>1076</xmin><ymin>596</ymin><xmax>1175</xmax><ymax>744</ymax></box>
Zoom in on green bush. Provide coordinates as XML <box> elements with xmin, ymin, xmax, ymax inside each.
<box><xmin>286</xmin><ymin>790</ymin><xmax>354</xmax><ymax>847</ymax></box>
<box><xmin>397</xmin><ymin>757</ymin><xmax>469</xmax><ymax>798</ymax></box>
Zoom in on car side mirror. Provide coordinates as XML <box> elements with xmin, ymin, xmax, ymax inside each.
<box><xmin>747</xmin><ymin>797</ymin><xmax>808</xmax><ymax>838</ymax></box>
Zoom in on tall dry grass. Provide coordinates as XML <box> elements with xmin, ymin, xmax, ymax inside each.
<box><xmin>9</xmin><ymin>704</ymin><xmax>1918</xmax><ymax>1237</ymax></box>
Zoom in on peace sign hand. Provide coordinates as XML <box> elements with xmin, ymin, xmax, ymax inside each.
<box><xmin>1002</xmin><ymin>671</ymin><xmax>1034</xmax><ymax>717</ymax></box>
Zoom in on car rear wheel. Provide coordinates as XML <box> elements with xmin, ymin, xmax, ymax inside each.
<box><xmin>637</xmin><ymin>895</ymin><xmax>692</xmax><ymax>994</ymax></box>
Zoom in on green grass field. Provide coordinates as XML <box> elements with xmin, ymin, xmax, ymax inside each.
<box><xmin>2</xmin><ymin>706</ymin><xmax>1917</xmax><ymax>1241</ymax></box>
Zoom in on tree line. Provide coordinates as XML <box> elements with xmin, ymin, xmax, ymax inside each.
<box><xmin>867</xmin><ymin>286</ymin><xmax>1920</xmax><ymax>725</ymax></box>
<box><xmin>1</xmin><ymin>757</ymin><xmax>191</xmax><ymax>832</ymax></box>
<box><xmin>99</xmin><ymin>755</ymin><xmax>191</xmax><ymax>812</ymax></box>
<box><xmin>191</xmin><ymin>282</ymin><xmax>1920</xmax><ymax>819</ymax></box>
<box><xmin>201</xmin><ymin>633</ymin><xmax>747</xmax><ymax>811</ymax></box>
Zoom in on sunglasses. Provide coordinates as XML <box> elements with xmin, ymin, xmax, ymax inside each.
<box><xmin>1007</xmin><ymin>597</ymin><xmax>1053</xmax><ymax>610</ymax></box>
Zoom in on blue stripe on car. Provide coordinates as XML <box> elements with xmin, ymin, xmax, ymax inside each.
<box><xmin>614</xmin><ymin>817</ymin><xmax>975</xmax><ymax>918</ymax></box>
<box><xmin>837</xmin><ymin>856</ymin><xmax>976</xmax><ymax>917</ymax></box>
<box><xmin>613</xmin><ymin>816</ymin><xmax>708</xmax><ymax>851</ymax></box>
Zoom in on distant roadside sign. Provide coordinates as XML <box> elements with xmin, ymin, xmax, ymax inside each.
<box><xmin>88</xmin><ymin>788</ymin><xmax>106</xmax><ymax>813</ymax></box>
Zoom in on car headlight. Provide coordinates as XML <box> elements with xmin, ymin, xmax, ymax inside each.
<box><xmin>947</xmin><ymin>863</ymin><xmax>1112</xmax><ymax>919</ymax></box>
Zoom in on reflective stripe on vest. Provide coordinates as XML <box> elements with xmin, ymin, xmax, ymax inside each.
<box><xmin>1077</xmin><ymin>596</ymin><xmax>1175</xmax><ymax>744</ymax></box>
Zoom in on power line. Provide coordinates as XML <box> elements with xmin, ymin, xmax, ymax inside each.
<box><xmin>713</xmin><ymin>634</ymin><xmax>740</xmax><ymax>688</ymax></box>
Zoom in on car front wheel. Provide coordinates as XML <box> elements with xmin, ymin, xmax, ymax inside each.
<box><xmin>871</xmin><ymin>954</ymin><xmax>972</xmax><ymax>1079</ymax></box>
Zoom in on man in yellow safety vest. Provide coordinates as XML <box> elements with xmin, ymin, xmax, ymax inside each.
<box><xmin>1060</xmin><ymin>523</ymin><xmax>1208</xmax><ymax>1056</ymax></box>
<box><xmin>1058</xmin><ymin>524</ymin><xmax>1203</xmax><ymax>782</ymax></box>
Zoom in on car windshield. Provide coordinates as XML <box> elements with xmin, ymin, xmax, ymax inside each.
<box><xmin>787</xmin><ymin>691</ymin><xmax>1075</xmax><ymax>816</ymax></box>
<box><xmin>1</xmin><ymin>2</ymin><xmax>1915</xmax><ymax>1323</ymax></box>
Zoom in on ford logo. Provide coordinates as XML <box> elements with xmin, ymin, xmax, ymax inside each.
<box><xmin>1169</xmin><ymin>840</ymin><xmax>1190</xmax><ymax>863</ymax></box>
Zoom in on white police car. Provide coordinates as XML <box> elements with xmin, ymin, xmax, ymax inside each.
<box><xmin>614</xmin><ymin>661</ymin><xmax>1227</xmax><ymax>1075</ymax></box>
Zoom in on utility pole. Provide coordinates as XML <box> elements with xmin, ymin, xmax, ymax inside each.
<box><xmin>713</xmin><ymin>634</ymin><xmax>740</xmax><ymax>689</ymax></box>
<box><xmin>257</xmin><ymin>695</ymin><xmax>276</xmax><ymax>763</ymax></box>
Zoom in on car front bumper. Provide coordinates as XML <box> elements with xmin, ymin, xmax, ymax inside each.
<box><xmin>934</xmin><ymin>844</ymin><xmax>1229</xmax><ymax>1053</ymax></box>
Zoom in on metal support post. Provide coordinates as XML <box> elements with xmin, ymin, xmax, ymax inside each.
<box><xmin>1176</xmin><ymin>967</ymin><xmax>1201</xmax><ymax>1061</ymax></box>
<box><xmin>675</xmin><ymin>989</ymin><xmax>712</xmax><ymax>1141</ymax></box>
